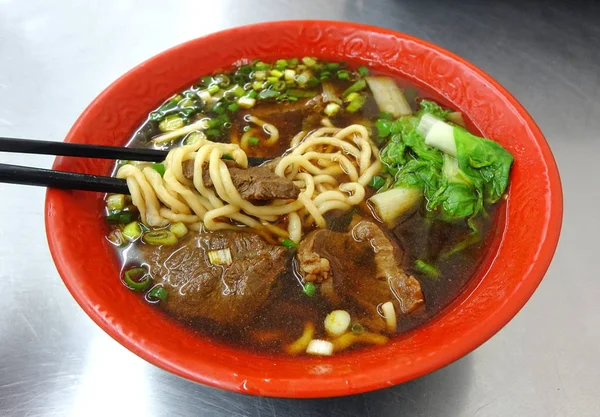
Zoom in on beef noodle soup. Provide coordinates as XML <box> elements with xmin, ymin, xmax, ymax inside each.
<box><xmin>105</xmin><ymin>58</ymin><xmax>513</xmax><ymax>356</ymax></box>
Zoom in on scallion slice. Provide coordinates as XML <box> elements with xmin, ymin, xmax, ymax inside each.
<box><xmin>303</xmin><ymin>282</ymin><xmax>316</xmax><ymax>297</ymax></box>
<box><xmin>142</xmin><ymin>230</ymin><xmax>178</xmax><ymax>246</ymax></box>
<box><xmin>281</xmin><ymin>238</ymin><xmax>297</xmax><ymax>248</ymax></box>
<box><xmin>147</xmin><ymin>286</ymin><xmax>168</xmax><ymax>302</ymax></box>
<box><xmin>123</xmin><ymin>267</ymin><xmax>151</xmax><ymax>291</ymax></box>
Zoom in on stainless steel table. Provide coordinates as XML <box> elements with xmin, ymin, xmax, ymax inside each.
<box><xmin>1</xmin><ymin>0</ymin><xmax>597</xmax><ymax>415</ymax></box>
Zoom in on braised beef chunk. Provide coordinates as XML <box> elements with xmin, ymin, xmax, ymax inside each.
<box><xmin>141</xmin><ymin>230</ymin><xmax>289</xmax><ymax>325</ymax></box>
<box><xmin>296</xmin><ymin>220</ymin><xmax>424</xmax><ymax>332</ymax></box>
<box><xmin>181</xmin><ymin>160</ymin><xmax>300</xmax><ymax>201</ymax></box>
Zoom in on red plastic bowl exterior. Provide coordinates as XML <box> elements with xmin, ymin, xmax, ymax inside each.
<box><xmin>45</xmin><ymin>21</ymin><xmax>562</xmax><ymax>398</ymax></box>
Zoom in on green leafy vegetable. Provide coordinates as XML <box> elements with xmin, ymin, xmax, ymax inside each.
<box><xmin>377</xmin><ymin>99</ymin><xmax>513</xmax><ymax>235</ymax></box>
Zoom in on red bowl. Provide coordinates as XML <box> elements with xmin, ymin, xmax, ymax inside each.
<box><xmin>45</xmin><ymin>21</ymin><xmax>562</xmax><ymax>398</ymax></box>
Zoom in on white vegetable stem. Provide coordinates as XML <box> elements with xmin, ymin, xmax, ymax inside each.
<box><xmin>381</xmin><ymin>301</ymin><xmax>397</xmax><ymax>333</ymax></box>
<box><xmin>208</xmin><ymin>248</ymin><xmax>233</xmax><ymax>266</ymax></box>
<box><xmin>306</xmin><ymin>339</ymin><xmax>334</xmax><ymax>356</ymax></box>
<box><xmin>324</xmin><ymin>310</ymin><xmax>351</xmax><ymax>336</ymax></box>
<box><xmin>368</xmin><ymin>187</ymin><xmax>421</xmax><ymax>228</ymax></box>
<box><xmin>365</xmin><ymin>76</ymin><xmax>412</xmax><ymax>117</ymax></box>
<box><xmin>418</xmin><ymin>114</ymin><xmax>457</xmax><ymax>157</ymax></box>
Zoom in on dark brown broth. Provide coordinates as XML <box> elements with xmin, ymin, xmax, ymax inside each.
<box><xmin>111</xmin><ymin>71</ymin><xmax>504</xmax><ymax>355</ymax></box>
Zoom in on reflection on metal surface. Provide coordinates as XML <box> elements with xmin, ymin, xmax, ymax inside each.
<box><xmin>0</xmin><ymin>0</ymin><xmax>599</xmax><ymax>415</ymax></box>
<box><xmin>70</xmin><ymin>335</ymin><xmax>150</xmax><ymax>417</ymax></box>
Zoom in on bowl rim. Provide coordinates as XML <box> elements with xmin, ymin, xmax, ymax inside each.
<box><xmin>45</xmin><ymin>20</ymin><xmax>563</xmax><ymax>397</ymax></box>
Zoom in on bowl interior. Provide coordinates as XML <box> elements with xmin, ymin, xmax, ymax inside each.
<box><xmin>45</xmin><ymin>20</ymin><xmax>562</xmax><ymax>398</ymax></box>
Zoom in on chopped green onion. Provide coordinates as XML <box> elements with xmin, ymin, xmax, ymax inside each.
<box><xmin>242</xmin><ymin>125</ymin><xmax>251</xmax><ymax>132</ymax></box>
<box><xmin>197</xmin><ymin>90</ymin><xmax>211</xmax><ymax>102</ymax></box>
<box><xmin>288</xmin><ymin>96</ymin><xmax>298</xmax><ymax>102</ymax></box>
<box><xmin>178</xmin><ymin>98</ymin><xmax>194</xmax><ymax>108</ymax></box>
<box><xmin>345</xmin><ymin>92</ymin><xmax>359</xmax><ymax>103</ymax></box>
<box><xmin>378</xmin><ymin>112</ymin><xmax>394</xmax><ymax>120</ymax></box>
<box><xmin>212</xmin><ymin>102</ymin><xmax>226</xmax><ymax>114</ymax></box>
<box><xmin>303</xmin><ymin>282</ymin><xmax>317</xmax><ymax>297</ymax></box>
<box><xmin>369</xmin><ymin>175</ymin><xmax>386</xmax><ymax>190</ymax></box>
<box><xmin>306</xmin><ymin>76</ymin><xmax>320</xmax><ymax>88</ymax></box>
<box><xmin>284</xmin><ymin>69</ymin><xmax>296</xmax><ymax>81</ymax></box>
<box><xmin>319</xmin><ymin>71</ymin><xmax>331</xmax><ymax>80</ymax></box>
<box><xmin>245</xmin><ymin>90</ymin><xmax>258</xmax><ymax>99</ymax></box>
<box><xmin>252</xmin><ymin>80</ymin><xmax>263</xmax><ymax>90</ymax></box>
<box><xmin>106</xmin><ymin>194</ymin><xmax>125</xmax><ymax>211</ymax></box>
<box><xmin>326</xmin><ymin>62</ymin><xmax>340</xmax><ymax>70</ymax></box>
<box><xmin>106</xmin><ymin>211</ymin><xmax>135</xmax><ymax>224</ymax></box>
<box><xmin>253</xmin><ymin>70</ymin><xmax>266</xmax><ymax>80</ymax></box>
<box><xmin>357</xmin><ymin>65</ymin><xmax>369</xmax><ymax>76</ymax></box>
<box><xmin>207</xmin><ymin>84</ymin><xmax>220</xmax><ymax>95</ymax></box>
<box><xmin>158</xmin><ymin>115</ymin><xmax>186</xmax><ymax>132</ymax></box>
<box><xmin>342</xmin><ymin>79</ymin><xmax>367</xmax><ymax>97</ymax></box>
<box><xmin>238</xmin><ymin>96</ymin><xmax>256</xmax><ymax>108</ymax></box>
<box><xmin>275</xmin><ymin>59</ymin><xmax>288</xmax><ymax>68</ymax></box>
<box><xmin>351</xmin><ymin>323</ymin><xmax>365</xmax><ymax>335</ymax></box>
<box><xmin>248</xmin><ymin>137</ymin><xmax>260</xmax><ymax>146</ymax></box>
<box><xmin>346</xmin><ymin>94</ymin><xmax>367</xmax><ymax>112</ymax></box>
<box><xmin>289</xmin><ymin>58</ymin><xmax>299</xmax><ymax>67</ymax></box>
<box><xmin>199</xmin><ymin>76</ymin><xmax>213</xmax><ymax>86</ymax></box>
<box><xmin>255</xmin><ymin>62</ymin><xmax>270</xmax><ymax>71</ymax></box>
<box><xmin>272</xmin><ymin>81</ymin><xmax>287</xmax><ymax>91</ymax></box>
<box><xmin>286</xmin><ymin>89</ymin><xmax>317</xmax><ymax>98</ymax></box>
<box><xmin>270</xmin><ymin>69</ymin><xmax>283</xmax><ymax>78</ymax></box>
<box><xmin>178</xmin><ymin>107</ymin><xmax>195</xmax><ymax>118</ymax></box>
<box><xmin>183</xmin><ymin>132</ymin><xmax>204</xmax><ymax>145</ymax></box>
<box><xmin>258</xmin><ymin>89</ymin><xmax>281</xmax><ymax>100</ymax></box>
<box><xmin>324</xmin><ymin>102</ymin><xmax>341</xmax><ymax>117</ymax></box>
<box><xmin>282</xmin><ymin>238</ymin><xmax>297</xmax><ymax>249</ymax></box>
<box><xmin>142</xmin><ymin>230</ymin><xmax>178</xmax><ymax>246</ymax></box>
<box><xmin>336</xmin><ymin>70</ymin><xmax>351</xmax><ymax>80</ymax></box>
<box><xmin>267</xmin><ymin>76</ymin><xmax>279</xmax><ymax>84</ymax></box>
<box><xmin>123</xmin><ymin>221</ymin><xmax>142</xmax><ymax>241</ymax></box>
<box><xmin>169</xmin><ymin>222</ymin><xmax>188</xmax><ymax>238</ymax></box>
<box><xmin>227</xmin><ymin>103</ymin><xmax>239</xmax><ymax>112</ymax></box>
<box><xmin>205</xmin><ymin>128</ymin><xmax>221</xmax><ymax>137</ymax></box>
<box><xmin>230</xmin><ymin>85</ymin><xmax>245</xmax><ymax>97</ymax></box>
<box><xmin>208</xmin><ymin>248</ymin><xmax>233</xmax><ymax>266</ymax></box>
<box><xmin>324</xmin><ymin>310</ymin><xmax>351</xmax><ymax>336</ymax></box>
<box><xmin>214</xmin><ymin>74</ymin><xmax>230</xmax><ymax>87</ymax></box>
<box><xmin>147</xmin><ymin>286</ymin><xmax>168</xmax><ymax>302</ymax></box>
<box><xmin>123</xmin><ymin>267</ymin><xmax>151</xmax><ymax>291</ymax></box>
<box><xmin>222</xmin><ymin>153</ymin><xmax>233</xmax><ymax>160</ymax></box>
<box><xmin>415</xmin><ymin>259</ymin><xmax>439</xmax><ymax>279</ymax></box>
<box><xmin>150</xmin><ymin>163</ymin><xmax>165</xmax><ymax>176</ymax></box>
<box><xmin>302</xmin><ymin>57</ymin><xmax>317</xmax><ymax>67</ymax></box>
<box><xmin>295</xmin><ymin>72</ymin><xmax>310</xmax><ymax>85</ymax></box>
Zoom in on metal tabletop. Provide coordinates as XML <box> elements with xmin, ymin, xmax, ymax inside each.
<box><xmin>1</xmin><ymin>0</ymin><xmax>598</xmax><ymax>416</ymax></box>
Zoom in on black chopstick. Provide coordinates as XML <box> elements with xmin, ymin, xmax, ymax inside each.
<box><xmin>0</xmin><ymin>163</ymin><xmax>129</xmax><ymax>194</ymax></box>
<box><xmin>0</xmin><ymin>137</ymin><xmax>267</xmax><ymax>166</ymax></box>
<box><xmin>0</xmin><ymin>137</ymin><xmax>270</xmax><ymax>194</ymax></box>
<box><xmin>0</xmin><ymin>137</ymin><xmax>167</xmax><ymax>162</ymax></box>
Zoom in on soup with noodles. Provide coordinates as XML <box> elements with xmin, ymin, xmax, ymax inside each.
<box><xmin>105</xmin><ymin>57</ymin><xmax>513</xmax><ymax>356</ymax></box>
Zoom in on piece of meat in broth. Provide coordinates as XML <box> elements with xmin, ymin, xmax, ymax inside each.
<box><xmin>296</xmin><ymin>220</ymin><xmax>424</xmax><ymax>332</ymax></box>
<box><xmin>141</xmin><ymin>230</ymin><xmax>289</xmax><ymax>326</ymax></box>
